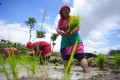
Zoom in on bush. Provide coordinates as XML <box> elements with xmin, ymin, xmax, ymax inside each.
<box><xmin>49</xmin><ymin>57</ymin><xmax>61</xmax><ymax>63</ymax></box>
<box><xmin>88</xmin><ymin>59</ymin><xmax>97</xmax><ymax>67</ymax></box>
<box><xmin>95</xmin><ymin>54</ymin><xmax>106</xmax><ymax>70</ymax></box>
<box><xmin>111</xmin><ymin>54</ymin><xmax>120</xmax><ymax>69</ymax></box>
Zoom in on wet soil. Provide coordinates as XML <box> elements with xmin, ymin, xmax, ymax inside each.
<box><xmin>18</xmin><ymin>63</ymin><xmax>120</xmax><ymax>80</ymax></box>
<box><xmin>1</xmin><ymin>63</ymin><xmax>120</xmax><ymax>80</ymax></box>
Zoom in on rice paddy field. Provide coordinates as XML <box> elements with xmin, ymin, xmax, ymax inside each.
<box><xmin>0</xmin><ymin>54</ymin><xmax>120</xmax><ymax>80</ymax></box>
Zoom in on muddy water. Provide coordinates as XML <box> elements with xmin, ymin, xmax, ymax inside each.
<box><xmin>0</xmin><ymin>63</ymin><xmax>99</xmax><ymax>80</ymax></box>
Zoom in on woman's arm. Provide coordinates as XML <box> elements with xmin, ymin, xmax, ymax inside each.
<box><xmin>56</xmin><ymin>19</ymin><xmax>66</xmax><ymax>35</ymax></box>
<box><xmin>34</xmin><ymin>45</ymin><xmax>42</xmax><ymax>56</ymax></box>
<box><xmin>56</xmin><ymin>29</ymin><xmax>66</xmax><ymax>35</ymax></box>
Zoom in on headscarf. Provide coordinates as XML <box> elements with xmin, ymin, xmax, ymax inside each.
<box><xmin>59</xmin><ymin>4</ymin><xmax>70</xmax><ymax>19</ymax></box>
<box><xmin>26</xmin><ymin>42</ymin><xmax>33</xmax><ymax>49</ymax></box>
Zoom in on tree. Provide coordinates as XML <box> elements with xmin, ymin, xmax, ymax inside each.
<box><xmin>25</xmin><ymin>17</ymin><xmax>36</xmax><ymax>41</ymax></box>
<box><xmin>50</xmin><ymin>33</ymin><xmax>59</xmax><ymax>52</ymax></box>
<box><xmin>109</xmin><ymin>49</ymin><xmax>120</xmax><ymax>55</ymax></box>
<box><xmin>0</xmin><ymin>39</ymin><xmax>8</xmax><ymax>43</ymax></box>
<box><xmin>36</xmin><ymin>30</ymin><xmax>45</xmax><ymax>38</ymax></box>
<box><xmin>0</xmin><ymin>41</ymin><xmax>28</xmax><ymax>56</ymax></box>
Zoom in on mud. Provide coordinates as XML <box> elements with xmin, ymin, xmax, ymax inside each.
<box><xmin>0</xmin><ymin>63</ymin><xmax>120</xmax><ymax>80</ymax></box>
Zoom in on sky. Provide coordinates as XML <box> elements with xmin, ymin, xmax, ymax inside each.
<box><xmin>0</xmin><ymin>0</ymin><xmax>120</xmax><ymax>54</ymax></box>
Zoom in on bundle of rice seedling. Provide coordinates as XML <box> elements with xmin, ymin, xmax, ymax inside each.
<box><xmin>67</xmin><ymin>15</ymin><xmax>80</xmax><ymax>34</ymax></box>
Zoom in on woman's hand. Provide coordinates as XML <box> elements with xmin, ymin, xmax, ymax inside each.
<box><xmin>60</xmin><ymin>30</ymin><xmax>66</xmax><ymax>35</ymax></box>
<box><xmin>66</xmin><ymin>31</ymin><xmax>72</xmax><ymax>38</ymax></box>
<box><xmin>28</xmin><ymin>51</ymin><xmax>35</xmax><ymax>55</ymax></box>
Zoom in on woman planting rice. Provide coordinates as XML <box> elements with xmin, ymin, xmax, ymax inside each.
<box><xmin>56</xmin><ymin>4</ymin><xmax>90</xmax><ymax>73</ymax></box>
<box><xmin>26</xmin><ymin>41</ymin><xmax>51</xmax><ymax>64</ymax></box>
<box><xmin>4</xmin><ymin>47</ymin><xmax>17</xmax><ymax>57</ymax></box>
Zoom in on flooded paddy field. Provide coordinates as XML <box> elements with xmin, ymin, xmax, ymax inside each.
<box><xmin>0</xmin><ymin>63</ymin><xmax>102</xmax><ymax>80</ymax></box>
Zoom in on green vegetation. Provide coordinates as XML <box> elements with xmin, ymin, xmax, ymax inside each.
<box><xmin>0</xmin><ymin>41</ymin><xmax>28</xmax><ymax>56</ymax></box>
<box><xmin>50</xmin><ymin>33</ymin><xmax>59</xmax><ymax>52</ymax></box>
<box><xmin>36</xmin><ymin>8</ymin><xmax>47</xmax><ymax>38</ymax></box>
<box><xmin>55</xmin><ymin>63</ymin><xmax>60</xmax><ymax>66</ymax></box>
<box><xmin>88</xmin><ymin>59</ymin><xmax>97</xmax><ymax>67</ymax></box>
<box><xmin>111</xmin><ymin>54</ymin><xmax>120</xmax><ymax>69</ymax></box>
<box><xmin>7</xmin><ymin>55</ymin><xmax>18</xmax><ymax>80</ymax></box>
<box><xmin>0</xmin><ymin>56</ymin><xmax>10</xmax><ymax>80</ymax></box>
<box><xmin>25</xmin><ymin>17</ymin><xmax>36</xmax><ymax>42</ymax></box>
<box><xmin>63</xmin><ymin>38</ymin><xmax>78</xmax><ymax>80</ymax></box>
<box><xmin>67</xmin><ymin>15</ymin><xmax>80</xmax><ymax>33</ymax></box>
<box><xmin>109</xmin><ymin>49</ymin><xmax>120</xmax><ymax>55</ymax></box>
<box><xmin>95</xmin><ymin>54</ymin><xmax>106</xmax><ymax>70</ymax></box>
<box><xmin>49</xmin><ymin>57</ymin><xmax>61</xmax><ymax>63</ymax></box>
<box><xmin>36</xmin><ymin>30</ymin><xmax>46</xmax><ymax>38</ymax></box>
<box><xmin>1</xmin><ymin>64</ymin><xmax>10</xmax><ymax>80</ymax></box>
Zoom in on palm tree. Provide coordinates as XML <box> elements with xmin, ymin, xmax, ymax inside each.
<box><xmin>36</xmin><ymin>30</ymin><xmax>45</xmax><ymax>38</ymax></box>
<box><xmin>50</xmin><ymin>33</ymin><xmax>59</xmax><ymax>52</ymax></box>
<box><xmin>25</xmin><ymin>17</ymin><xmax>36</xmax><ymax>41</ymax></box>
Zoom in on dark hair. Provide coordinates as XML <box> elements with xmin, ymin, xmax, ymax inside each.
<box><xmin>59</xmin><ymin>4</ymin><xmax>70</xmax><ymax>19</ymax></box>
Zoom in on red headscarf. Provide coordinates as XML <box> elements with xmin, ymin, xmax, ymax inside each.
<box><xmin>26</xmin><ymin>42</ymin><xmax>33</xmax><ymax>49</ymax></box>
<box><xmin>59</xmin><ymin>4</ymin><xmax>70</xmax><ymax>18</ymax></box>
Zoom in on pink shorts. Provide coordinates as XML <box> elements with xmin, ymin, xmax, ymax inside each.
<box><xmin>65</xmin><ymin>42</ymin><xmax>84</xmax><ymax>55</ymax></box>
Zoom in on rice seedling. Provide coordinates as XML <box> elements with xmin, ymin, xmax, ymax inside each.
<box><xmin>0</xmin><ymin>56</ymin><xmax>4</xmax><ymax>66</ymax></box>
<box><xmin>41</xmin><ymin>8</ymin><xmax>47</xmax><ymax>31</ymax></box>
<box><xmin>67</xmin><ymin>15</ymin><xmax>80</xmax><ymax>33</ymax></box>
<box><xmin>6</xmin><ymin>51</ymin><xmax>18</xmax><ymax>80</ymax></box>
<box><xmin>111</xmin><ymin>54</ymin><xmax>120</xmax><ymax>69</ymax></box>
<box><xmin>36</xmin><ymin>8</ymin><xmax>47</xmax><ymax>38</ymax></box>
<box><xmin>0</xmin><ymin>51</ymin><xmax>18</xmax><ymax>80</ymax></box>
<box><xmin>34</xmin><ymin>46</ymin><xmax>50</xmax><ymax>78</ymax></box>
<box><xmin>55</xmin><ymin>63</ymin><xmax>60</xmax><ymax>66</ymax></box>
<box><xmin>29</xmin><ymin>56</ymin><xmax>38</xmax><ymax>77</ymax></box>
<box><xmin>1</xmin><ymin>64</ymin><xmax>10</xmax><ymax>80</ymax></box>
<box><xmin>66</xmin><ymin>15</ymin><xmax>80</xmax><ymax>39</ymax></box>
<box><xmin>39</xmin><ymin>54</ymin><xmax>50</xmax><ymax>78</ymax></box>
<box><xmin>63</xmin><ymin>38</ymin><xmax>78</xmax><ymax>80</ymax></box>
<box><xmin>18</xmin><ymin>55</ymin><xmax>32</xmax><ymax>77</ymax></box>
<box><xmin>0</xmin><ymin>57</ymin><xmax>10</xmax><ymax>80</ymax></box>
<box><xmin>95</xmin><ymin>54</ymin><xmax>106</xmax><ymax>70</ymax></box>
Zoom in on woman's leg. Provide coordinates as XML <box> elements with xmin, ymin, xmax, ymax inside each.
<box><xmin>74</xmin><ymin>53</ymin><xmax>90</xmax><ymax>73</ymax></box>
<box><xmin>63</xmin><ymin>60</ymin><xmax>72</xmax><ymax>74</ymax></box>
<box><xmin>63</xmin><ymin>60</ymin><xmax>69</xmax><ymax>68</ymax></box>
<box><xmin>80</xmin><ymin>58</ymin><xmax>90</xmax><ymax>73</ymax></box>
<box><xmin>61</xmin><ymin>48</ymin><xmax>71</xmax><ymax>73</ymax></box>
